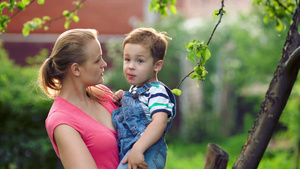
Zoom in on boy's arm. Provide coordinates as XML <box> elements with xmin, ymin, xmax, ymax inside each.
<box><xmin>123</xmin><ymin>112</ymin><xmax>168</xmax><ymax>168</ymax></box>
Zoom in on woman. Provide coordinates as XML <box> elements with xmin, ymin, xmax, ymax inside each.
<box><xmin>38</xmin><ymin>29</ymin><xmax>119</xmax><ymax>169</ymax></box>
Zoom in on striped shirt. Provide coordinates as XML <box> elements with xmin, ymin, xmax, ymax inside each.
<box><xmin>129</xmin><ymin>83</ymin><xmax>175</xmax><ymax>121</ymax></box>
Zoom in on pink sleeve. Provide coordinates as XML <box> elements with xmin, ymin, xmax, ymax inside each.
<box><xmin>45</xmin><ymin>111</ymin><xmax>79</xmax><ymax>158</ymax></box>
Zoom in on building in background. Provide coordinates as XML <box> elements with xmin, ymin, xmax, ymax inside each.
<box><xmin>0</xmin><ymin>0</ymin><xmax>251</xmax><ymax>65</ymax></box>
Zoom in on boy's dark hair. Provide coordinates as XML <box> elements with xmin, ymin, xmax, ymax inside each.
<box><xmin>123</xmin><ymin>27</ymin><xmax>172</xmax><ymax>62</ymax></box>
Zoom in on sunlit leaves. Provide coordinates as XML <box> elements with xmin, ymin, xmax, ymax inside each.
<box><xmin>22</xmin><ymin>16</ymin><xmax>50</xmax><ymax>36</ymax></box>
<box><xmin>63</xmin><ymin>10</ymin><xmax>80</xmax><ymax>29</ymax></box>
<box><xmin>22</xmin><ymin>17</ymin><xmax>43</xmax><ymax>36</ymax></box>
<box><xmin>171</xmin><ymin>88</ymin><xmax>181</xmax><ymax>96</ymax></box>
<box><xmin>62</xmin><ymin>2</ymin><xmax>82</xmax><ymax>29</ymax></box>
<box><xmin>254</xmin><ymin>0</ymin><xmax>296</xmax><ymax>31</ymax></box>
<box><xmin>149</xmin><ymin>0</ymin><xmax>177</xmax><ymax>18</ymax></box>
<box><xmin>185</xmin><ymin>40</ymin><xmax>211</xmax><ymax>82</ymax></box>
<box><xmin>213</xmin><ymin>9</ymin><xmax>226</xmax><ymax>18</ymax></box>
<box><xmin>0</xmin><ymin>0</ymin><xmax>83</xmax><ymax>35</ymax></box>
<box><xmin>37</xmin><ymin>0</ymin><xmax>45</xmax><ymax>5</ymax></box>
<box><xmin>0</xmin><ymin>15</ymin><xmax>10</xmax><ymax>33</ymax></box>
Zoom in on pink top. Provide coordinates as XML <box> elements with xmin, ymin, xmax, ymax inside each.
<box><xmin>45</xmin><ymin>85</ymin><xmax>119</xmax><ymax>169</ymax></box>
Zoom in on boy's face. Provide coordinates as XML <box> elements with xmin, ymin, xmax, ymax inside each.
<box><xmin>123</xmin><ymin>43</ymin><xmax>161</xmax><ymax>87</ymax></box>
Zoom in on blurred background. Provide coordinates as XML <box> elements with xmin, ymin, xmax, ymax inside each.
<box><xmin>0</xmin><ymin>0</ymin><xmax>299</xmax><ymax>168</ymax></box>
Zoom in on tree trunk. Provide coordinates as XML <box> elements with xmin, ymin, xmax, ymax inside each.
<box><xmin>204</xmin><ymin>143</ymin><xmax>229</xmax><ymax>169</ymax></box>
<box><xmin>233</xmin><ymin>7</ymin><xmax>300</xmax><ymax>169</ymax></box>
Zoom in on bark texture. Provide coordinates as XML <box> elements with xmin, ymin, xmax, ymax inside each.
<box><xmin>233</xmin><ymin>7</ymin><xmax>300</xmax><ymax>169</ymax></box>
<box><xmin>204</xmin><ymin>143</ymin><xmax>229</xmax><ymax>169</ymax></box>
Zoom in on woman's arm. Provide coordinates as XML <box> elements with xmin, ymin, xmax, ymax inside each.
<box><xmin>54</xmin><ymin>125</ymin><xmax>98</xmax><ymax>169</ymax></box>
<box><xmin>123</xmin><ymin>112</ymin><xmax>168</xmax><ymax>169</ymax></box>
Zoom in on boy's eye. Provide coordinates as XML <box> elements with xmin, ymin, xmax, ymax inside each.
<box><xmin>124</xmin><ymin>58</ymin><xmax>130</xmax><ymax>62</ymax></box>
<box><xmin>137</xmin><ymin>59</ymin><xmax>144</xmax><ymax>63</ymax></box>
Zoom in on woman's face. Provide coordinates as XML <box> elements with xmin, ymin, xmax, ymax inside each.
<box><xmin>79</xmin><ymin>39</ymin><xmax>107</xmax><ymax>87</ymax></box>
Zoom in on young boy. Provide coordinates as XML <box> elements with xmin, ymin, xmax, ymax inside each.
<box><xmin>112</xmin><ymin>27</ymin><xmax>176</xmax><ymax>169</ymax></box>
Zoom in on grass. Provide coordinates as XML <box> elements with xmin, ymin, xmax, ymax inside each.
<box><xmin>165</xmin><ymin>133</ymin><xmax>297</xmax><ymax>169</ymax></box>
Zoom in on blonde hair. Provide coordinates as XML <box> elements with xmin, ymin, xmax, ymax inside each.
<box><xmin>38</xmin><ymin>29</ymin><xmax>108</xmax><ymax>101</ymax></box>
<box><xmin>123</xmin><ymin>27</ymin><xmax>172</xmax><ymax>62</ymax></box>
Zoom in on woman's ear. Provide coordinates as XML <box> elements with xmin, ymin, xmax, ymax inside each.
<box><xmin>154</xmin><ymin>60</ymin><xmax>163</xmax><ymax>72</ymax></box>
<box><xmin>70</xmin><ymin>63</ymin><xmax>80</xmax><ymax>76</ymax></box>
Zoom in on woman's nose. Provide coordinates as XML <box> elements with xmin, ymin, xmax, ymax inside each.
<box><xmin>101</xmin><ymin>59</ymin><xmax>107</xmax><ymax>68</ymax></box>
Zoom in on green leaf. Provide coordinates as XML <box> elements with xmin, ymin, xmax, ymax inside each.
<box><xmin>194</xmin><ymin>66</ymin><xmax>203</xmax><ymax>76</ymax></box>
<box><xmin>42</xmin><ymin>16</ymin><xmax>50</xmax><ymax>20</ymax></box>
<box><xmin>0</xmin><ymin>2</ymin><xmax>8</xmax><ymax>9</ymax></box>
<box><xmin>77</xmin><ymin>2</ymin><xmax>83</xmax><ymax>8</ymax></box>
<box><xmin>170</xmin><ymin>0</ymin><xmax>176</xmax><ymax>4</ymax></box>
<box><xmin>43</xmin><ymin>26</ymin><xmax>49</xmax><ymax>31</ymax></box>
<box><xmin>63</xmin><ymin>10</ymin><xmax>69</xmax><ymax>16</ymax></box>
<box><xmin>190</xmin><ymin>73</ymin><xmax>198</xmax><ymax>79</ymax></box>
<box><xmin>171</xmin><ymin>88</ymin><xmax>181</xmax><ymax>96</ymax></box>
<box><xmin>185</xmin><ymin>42</ymin><xmax>195</xmax><ymax>52</ymax></box>
<box><xmin>17</xmin><ymin>1</ymin><xmax>26</xmax><ymax>10</ymax></box>
<box><xmin>22</xmin><ymin>26</ymin><xmax>30</xmax><ymax>36</ymax></box>
<box><xmin>72</xmin><ymin>15</ymin><xmax>79</xmax><ymax>22</ymax></box>
<box><xmin>37</xmin><ymin>0</ymin><xmax>45</xmax><ymax>5</ymax></box>
<box><xmin>212</xmin><ymin>10</ymin><xmax>219</xmax><ymax>18</ymax></box>
<box><xmin>64</xmin><ymin>20</ymin><xmax>70</xmax><ymax>29</ymax></box>
<box><xmin>8</xmin><ymin>0</ymin><xmax>15</xmax><ymax>11</ymax></box>
<box><xmin>22</xmin><ymin>0</ymin><xmax>31</xmax><ymax>6</ymax></box>
<box><xmin>298</xmin><ymin>24</ymin><xmax>300</xmax><ymax>35</ymax></box>
<box><xmin>169</xmin><ymin>5</ymin><xmax>177</xmax><ymax>14</ymax></box>
<box><xmin>187</xmin><ymin>50</ymin><xmax>197</xmax><ymax>62</ymax></box>
<box><xmin>202</xmin><ymin>48</ymin><xmax>211</xmax><ymax>61</ymax></box>
<box><xmin>276</xmin><ymin>19</ymin><xmax>284</xmax><ymax>31</ymax></box>
<box><xmin>263</xmin><ymin>15</ymin><xmax>269</xmax><ymax>24</ymax></box>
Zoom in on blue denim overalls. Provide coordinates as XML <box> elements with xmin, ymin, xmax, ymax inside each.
<box><xmin>112</xmin><ymin>81</ymin><xmax>176</xmax><ymax>169</ymax></box>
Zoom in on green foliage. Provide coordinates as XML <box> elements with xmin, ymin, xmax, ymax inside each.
<box><xmin>166</xmin><ymin>133</ymin><xmax>297</xmax><ymax>169</ymax></box>
<box><xmin>171</xmin><ymin>88</ymin><xmax>181</xmax><ymax>96</ymax></box>
<box><xmin>0</xmin><ymin>0</ymin><xmax>83</xmax><ymax>36</ymax></box>
<box><xmin>26</xmin><ymin>48</ymin><xmax>49</xmax><ymax>65</ymax></box>
<box><xmin>253</xmin><ymin>0</ymin><xmax>296</xmax><ymax>31</ymax></box>
<box><xmin>186</xmin><ymin>40</ymin><xmax>211</xmax><ymax>83</ymax></box>
<box><xmin>149</xmin><ymin>0</ymin><xmax>177</xmax><ymax>18</ymax></box>
<box><xmin>0</xmin><ymin>42</ymin><xmax>61</xmax><ymax>168</ymax></box>
<box><xmin>22</xmin><ymin>17</ymin><xmax>49</xmax><ymax>36</ymax></box>
<box><xmin>0</xmin><ymin>0</ymin><xmax>43</xmax><ymax>33</ymax></box>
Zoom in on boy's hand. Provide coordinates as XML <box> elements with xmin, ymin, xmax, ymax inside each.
<box><xmin>112</xmin><ymin>90</ymin><xmax>124</xmax><ymax>107</ymax></box>
<box><xmin>122</xmin><ymin>147</ymin><xmax>148</xmax><ymax>169</ymax></box>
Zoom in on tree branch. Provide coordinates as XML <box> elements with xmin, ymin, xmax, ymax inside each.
<box><xmin>44</xmin><ymin>0</ymin><xmax>87</xmax><ymax>27</ymax></box>
<box><xmin>9</xmin><ymin>0</ymin><xmax>36</xmax><ymax>19</ymax></box>
<box><xmin>284</xmin><ymin>46</ymin><xmax>300</xmax><ymax>74</ymax></box>
<box><xmin>176</xmin><ymin>70</ymin><xmax>194</xmax><ymax>89</ymax></box>
<box><xmin>207</xmin><ymin>0</ymin><xmax>225</xmax><ymax>46</ymax></box>
<box><xmin>176</xmin><ymin>0</ymin><xmax>225</xmax><ymax>89</ymax></box>
<box><xmin>275</xmin><ymin>0</ymin><xmax>295</xmax><ymax>15</ymax></box>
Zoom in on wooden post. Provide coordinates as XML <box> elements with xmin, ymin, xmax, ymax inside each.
<box><xmin>203</xmin><ymin>143</ymin><xmax>229</xmax><ymax>169</ymax></box>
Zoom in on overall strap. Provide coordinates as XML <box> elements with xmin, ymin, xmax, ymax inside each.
<box><xmin>133</xmin><ymin>81</ymin><xmax>161</xmax><ymax>97</ymax></box>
